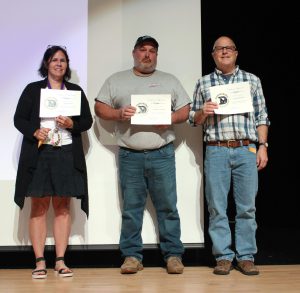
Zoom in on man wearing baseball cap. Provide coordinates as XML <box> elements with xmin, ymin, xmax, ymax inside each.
<box><xmin>95</xmin><ymin>35</ymin><xmax>191</xmax><ymax>274</ymax></box>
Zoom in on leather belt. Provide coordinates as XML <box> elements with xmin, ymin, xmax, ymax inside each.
<box><xmin>120</xmin><ymin>142</ymin><xmax>172</xmax><ymax>153</ymax></box>
<box><xmin>206</xmin><ymin>139</ymin><xmax>253</xmax><ymax>148</ymax></box>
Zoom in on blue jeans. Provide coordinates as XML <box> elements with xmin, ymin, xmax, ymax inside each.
<box><xmin>204</xmin><ymin>144</ymin><xmax>258</xmax><ymax>262</ymax></box>
<box><xmin>118</xmin><ymin>143</ymin><xmax>184</xmax><ymax>261</ymax></box>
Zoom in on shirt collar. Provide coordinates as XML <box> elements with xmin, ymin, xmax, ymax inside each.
<box><xmin>215</xmin><ymin>65</ymin><xmax>239</xmax><ymax>76</ymax></box>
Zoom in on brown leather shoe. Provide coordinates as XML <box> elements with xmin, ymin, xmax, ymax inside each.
<box><xmin>120</xmin><ymin>257</ymin><xmax>143</xmax><ymax>274</ymax></box>
<box><xmin>213</xmin><ymin>259</ymin><xmax>233</xmax><ymax>275</ymax></box>
<box><xmin>236</xmin><ymin>260</ymin><xmax>259</xmax><ymax>275</ymax></box>
<box><xmin>166</xmin><ymin>256</ymin><xmax>184</xmax><ymax>274</ymax></box>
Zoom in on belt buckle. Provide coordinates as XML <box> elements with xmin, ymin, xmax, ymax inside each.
<box><xmin>226</xmin><ymin>140</ymin><xmax>236</xmax><ymax>147</ymax></box>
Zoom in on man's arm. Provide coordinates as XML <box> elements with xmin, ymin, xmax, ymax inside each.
<box><xmin>94</xmin><ymin>101</ymin><xmax>120</xmax><ymax>120</ymax></box>
<box><xmin>193</xmin><ymin>101</ymin><xmax>218</xmax><ymax>125</ymax></box>
<box><xmin>257</xmin><ymin>124</ymin><xmax>268</xmax><ymax>145</ymax></box>
<box><xmin>256</xmin><ymin>124</ymin><xmax>269</xmax><ymax>171</ymax></box>
<box><xmin>94</xmin><ymin>101</ymin><xmax>136</xmax><ymax>121</ymax></box>
<box><xmin>172</xmin><ymin>104</ymin><xmax>190</xmax><ymax>124</ymax></box>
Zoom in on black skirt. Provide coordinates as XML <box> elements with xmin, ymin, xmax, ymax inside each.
<box><xmin>26</xmin><ymin>144</ymin><xmax>84</xmax><ymax>198</ymax></box>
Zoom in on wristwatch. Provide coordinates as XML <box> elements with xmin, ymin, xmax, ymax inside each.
<box><xmin>259</xmin><ymin>142</ymin><xmax>268</xmax><ymax>148</ymax></box>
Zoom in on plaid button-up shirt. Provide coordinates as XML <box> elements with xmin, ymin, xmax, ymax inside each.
<box><xmin>189</xmin><ymin>66</ymin><xmax>270</xmax><ymax>142</ymax></box>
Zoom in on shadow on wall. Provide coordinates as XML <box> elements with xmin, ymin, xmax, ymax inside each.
<box><xmin>175</xmin><ymin>122</ymin><xmax>204</xmax><ymax>238</ymax></box>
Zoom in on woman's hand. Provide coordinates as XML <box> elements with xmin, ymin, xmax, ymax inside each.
<box><xmin>55</xmin><ymin>115</ymin><xmax>73</xmax><ymax>129</ymax></box>
<box><xmin>33</xmin><ymin>127</ymin><xmax>51</xmax><ymax>141</ymax></box>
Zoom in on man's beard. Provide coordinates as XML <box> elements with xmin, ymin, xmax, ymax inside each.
<box><xmin>139</xmin><ymin>61</ymin><xmax>156</xmax><ymax>73</ymax></box>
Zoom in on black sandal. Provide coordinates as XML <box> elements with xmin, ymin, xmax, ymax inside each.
<box><xmin>54</xmin><ymin>257</ymin><xmax>73</xmax><ymax>277</ymax></box>
<box><xmin>32</xmin><ymin>257</ymin><xmax>47</xmax><ymax>279</ymax></box>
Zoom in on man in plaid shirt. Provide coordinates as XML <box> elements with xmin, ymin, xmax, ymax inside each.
<box><xmin>189</xmin><ymin>36</ymin><xmax>270</xmax><ymax>276</ymax></box>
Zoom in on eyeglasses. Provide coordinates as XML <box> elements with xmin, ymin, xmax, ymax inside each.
<box><xmin>47</xmin><ymin>45</ymin><xmax>67</xmax><ymax>51</ymax></box>
<box><xmin>213</xmin><ymin>46</ymin><xmax>236</xmax><ymax>53</ymax></box>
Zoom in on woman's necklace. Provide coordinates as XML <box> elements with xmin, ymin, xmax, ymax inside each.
<box><xmin>47</xmin><ymin>80</ymin><xmax>64</xmax><ymax>90</ymax></box>
<box><xmin>47</xmin><ymin>80</ymin><xmax>65</xmax><ymax>147</ymax></box>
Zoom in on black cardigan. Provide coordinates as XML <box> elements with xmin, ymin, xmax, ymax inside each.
<box><xmin>14</xmin><ymin>79</ymin><xmax>93</xmax><ymax>217</ymax></box>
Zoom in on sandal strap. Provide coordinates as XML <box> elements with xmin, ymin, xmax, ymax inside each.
<box><xmin>55</xmin><ymin>256</ymin><xmax>65</xmax><ymax>262</ymax></box>
<box><xmin>58</xmin><ymin>268</ymin><xmax>73</xmax><ymax>274</ymax></box>
<box><xmin>32</xmin><ymin>269</ymin><xmax>47</xmax><ymax>275</ymax></box>
<box><xmin>36</xmin><ymin>257</ymin><xmax>45</xmax><ymax>263</ymax></box>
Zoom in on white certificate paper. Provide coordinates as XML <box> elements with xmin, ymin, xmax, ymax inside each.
<box><xmin>39</xmin><ymin>89</ymin><xmax>81</xmax><ymax>118</ymax></box>
<box><xmin>210</xmin><ymin>82</ymin><xmax>253</xmax><ymax>114</ymax></box>
<box><xmin>131</xmin><ymin>94</ymin><xmax>171</xmax><ymax>125</ymax></box>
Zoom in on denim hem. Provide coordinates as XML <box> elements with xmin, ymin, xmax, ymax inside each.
<box><xmin>123</xmin><ymin>255</ymin><xmax>143</xmax><ymax>262</ymax></box>
<box><xmin>164</xmin><ymin>254</ymin><xmax>183</xmax><ymax>262</ymax></box>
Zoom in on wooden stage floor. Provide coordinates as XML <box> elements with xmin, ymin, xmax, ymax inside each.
<box><xmin>1</xmin><ymin>265</ymin><xmax>300</xmax><ymax>292</ymax></box>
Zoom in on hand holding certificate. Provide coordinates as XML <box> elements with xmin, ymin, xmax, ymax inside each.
<box><xmin>38</xmin><ymin>89</ymin><xmax>81</xmax><ymax>147</ymax></box>
<box><xmin>131</xmin><ymin>94</ymin><xmax>171</xmax><ymax>125</ymax></box>
<box><xmin>209</xmin><ymin>82</ymin><xmax>253</xmax><ymax>114</ymax></box>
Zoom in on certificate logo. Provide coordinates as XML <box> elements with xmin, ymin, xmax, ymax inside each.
<box><xmin>136</xmin><ymin>103</ymin><xmax>148</xmax><ymax>114</ymax></box>
<box><xmin>44</xmin><ymin>97</ymin><xmax>58</xmax><ymax>110</ymax></box>
<box><xmin>216</xmin><ymin>93</ymin><xmax>229</xmax><ymax>107</ymax></box>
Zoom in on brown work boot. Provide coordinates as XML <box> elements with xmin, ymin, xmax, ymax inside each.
<box><xmin>213</xmin><ymin>259</ymin><xmax>233</xmax><ymax>275</ymax></box>
<box><xmin>120</xmin><ymin>257</ymin><xmax>143</xmax><ymax>274</ymax></box>
<box><xmin>166</xmin><ymin>256</ymin><xmax>184</xmax><ymax>274</ymax></box>
<box><xmin>236</xmin><ymin>260</ymin><xmax>259</xmax><ymax>275</ymax></box>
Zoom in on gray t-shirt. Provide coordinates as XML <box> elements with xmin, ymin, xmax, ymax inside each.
<box><xmin>96</xmin><ymin>69</ymin><xmax>191</xmax><ymax>150</ymax></box>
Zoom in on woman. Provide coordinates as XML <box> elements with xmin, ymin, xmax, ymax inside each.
<box><xmin>14</xmin><ymin>46</ymin><xmax>93</xmax><ymax>279</ymax></box>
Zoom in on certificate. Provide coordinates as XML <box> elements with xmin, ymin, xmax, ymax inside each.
<box><xmin>131</xmin><ymin>94</ymin><xmax>171</xmax><ymax>125</ymax></box>
<box><xmin>39</xmin><ymin>89</ymin><xmax>81</xmax><ymax>118</ymax></box>
<box><xmin>210</xmin><ymin>82</ymin><xmax>253</xmax><ymax>114</ymax></box>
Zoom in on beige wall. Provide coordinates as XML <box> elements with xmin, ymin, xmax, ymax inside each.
<box><xmin>0</xmin><ymin>0</ymin><xmax>203</xmax><ymax>247</ymax></box>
